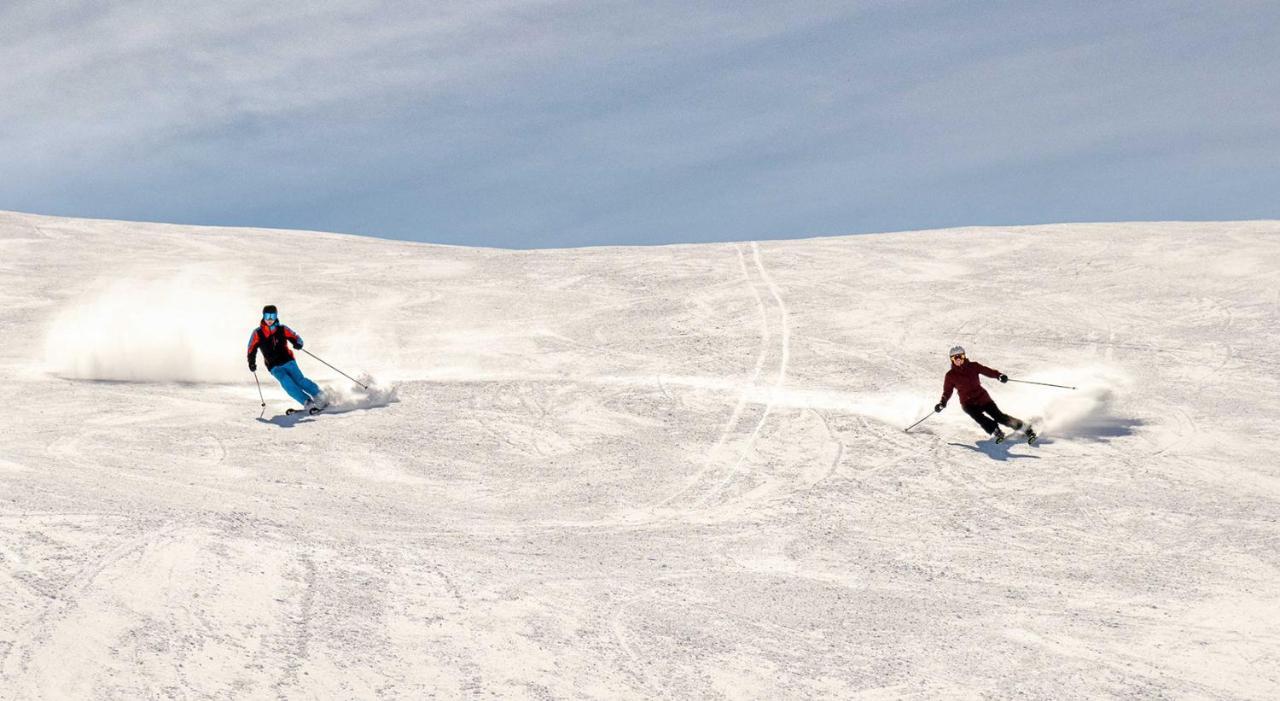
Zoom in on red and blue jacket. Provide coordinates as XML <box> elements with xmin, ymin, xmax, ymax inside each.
<box><xmin>940</xmin><ymin>360</ymin><xmax>1002</xmax><ymax>408</ymax></box>
<box><xmin>247</xmin><ymin>322</ymin><xmax>303</xmax><ymax>371</ymax></box>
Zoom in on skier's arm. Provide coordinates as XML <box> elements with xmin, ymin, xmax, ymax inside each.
<box><xmin>246</xmin><ymin>330</ymin><xmax>260</xmax><ymax>371</ymax></box>
<box><xmin>283</xmin><ymin>326</ymin><xmax>304</xmax><ymax>349</ymax></box>
<box><xmin>973</xmin><ymin>362</ymin><xmax>1001</xmax><ymax>379</ymax></box>
<box><xmin>938</xmin><ymin>375</ymin><xmax>954</xmax><ymax>407</ymax></box>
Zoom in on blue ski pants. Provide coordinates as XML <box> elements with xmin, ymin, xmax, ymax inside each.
<box><xmin>270</xmin><ymin>361</ymin><xmax>322</xmax><ymax>406</ymax></box>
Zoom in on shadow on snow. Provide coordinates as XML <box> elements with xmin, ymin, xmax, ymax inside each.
<box><xmin>255</xmin><ymin>402</ymin><xmax>394</xmax><ymax>429</ymax></box>
<box><xmin>947</xmin><ymin>440</ymin><xmax>1042</xmax><ymax>462</ymax></box>
<box><xmin>256</xmin><ymin>412</ymin><xmax>314</xmax><ymax>429</ymax></box>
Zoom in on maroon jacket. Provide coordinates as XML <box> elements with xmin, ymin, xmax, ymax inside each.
<box><xmin>940</xmin><ymin>360</ymin><xmax>1002</xmax><ymax>408</ymax></box>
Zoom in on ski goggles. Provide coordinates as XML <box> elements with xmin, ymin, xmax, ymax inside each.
<box><xmin>950</xmin><ymin>353</ymin><xmax>965</xmax><ymax>360</ymax></box>
<box><xmin>263</xmin><ymin>312</ymin><xmax>278</xmax><ymax>321</ymax></box>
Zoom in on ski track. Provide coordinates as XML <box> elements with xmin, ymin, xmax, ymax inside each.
<box><xmin>696</xmin><ymin>242</ymin><xmax>792</xmax><ymax>508</ymax></box>
<box><xmin>269</xmin><ymin>553</ymin><xmax>317</xmax><ymax>701</ymax></box>
<box><xmin>609</xmin><ymin>572</ymin><xmax>705</xmax><ymax>694</ymax></box>
<box><xmin>2</xmin><ymin>520</ymin><xmax>189</xmax><ymax>689</ymax></box>
<box><xmin>609</xmin><ymin>589</ymin><xmax>657</xmax><ymax>693</ymax></box>
<box><xmin>611</xmin><ymin>243</ymin><xmax>802</xmax><ymax>687</ymax></box>
<box><xmin>648</xmin><ymin>244</ymin><xmax>772</xmax><ymax>513</ymax></box>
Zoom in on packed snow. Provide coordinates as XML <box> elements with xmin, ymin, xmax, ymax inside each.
<box><xmin>1</xmin><ymin>211</ymin><xmax>1278</xmax><ymax>698</ymax></box>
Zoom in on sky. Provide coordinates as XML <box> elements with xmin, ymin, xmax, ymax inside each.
<box><xmin>2</xmin><ymin>1</ymin><xmax>1277</xmax><ymax>248</ymax></box>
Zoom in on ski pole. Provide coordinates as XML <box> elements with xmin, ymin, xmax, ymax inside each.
<box><xmin>904</xmin><ymin>412</ymin><xmax>934</xmax><ymax>433</ymax></box>
<box><xmin>301</xmin><ymin>348</ymin><xmax>369</xmax><ymax>389</ymax></box>
<box><xmin>1008</xmin><ymin>378</ymin><xmax>1076</xmax><ymax>390</ymax></box>
<box><xmin>253</xmin><ymin>371</ymin><xmax>266</xmax><ymax>417</ymax></box>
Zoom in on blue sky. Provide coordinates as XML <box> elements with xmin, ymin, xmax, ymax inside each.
<box><xmin>2</xmin><ymin>1</ymin><xmax>1277</xmax><ymax>248</ymax></box>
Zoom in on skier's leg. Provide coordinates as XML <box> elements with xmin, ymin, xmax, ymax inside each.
<box><xmin>963</xmin><ymin>404</ymin><xmax>998</xmax><ymax>434</ymax></box>
<box><xmin>987</xmin><ymin>401</ymin><xmax>1025</xmax><ymax>431</ymax></box>
<box><xmin>283</xmin><ymin>362</ymin><xmax>319</xmax><ymax>402</ymax></box>
<box><xmin>293</xmin><ymin>368</ymin><xmax>323</xmax><ymax>402</ymax></box>
<box><xmin>270</xmin><ymin>363</ymin><xmax>312</xmax><ymax>406</ymax></box>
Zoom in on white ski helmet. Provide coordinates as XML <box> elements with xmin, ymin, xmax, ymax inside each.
<box><xmin>948</xmin><ymin>345</ymin><xmax>966</xmax><ymax>357</ymax></box>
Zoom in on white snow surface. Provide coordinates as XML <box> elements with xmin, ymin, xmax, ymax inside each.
<box><xmin>2</xmin><ymin>211</ymin><xmax>1278</xmax><ymax>698</ymax></box>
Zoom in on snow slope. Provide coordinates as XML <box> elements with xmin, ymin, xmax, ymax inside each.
<box><xmin>1</xmin><ymin>210</ymin><xmax>1278</xmax><ymax>699</ymax></box>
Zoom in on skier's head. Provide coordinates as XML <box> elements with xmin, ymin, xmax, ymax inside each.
<box><xmin>949</xmin><ymin>345</ymin><xmax>966</xmax><ymax>365</ymax></box>
<box><xmin>262</xmin><ymin>304</ymin><xmax>278</xmax><ymax>326</ymax></box>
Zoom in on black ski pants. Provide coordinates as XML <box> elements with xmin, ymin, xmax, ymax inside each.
<box><xmin>962</xmin><ymin>400</ymin><xmax>1025</xmax><ymax>435</ymax></box>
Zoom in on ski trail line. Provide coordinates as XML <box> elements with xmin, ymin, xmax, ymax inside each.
<box><xmin>810</xmin><ymin>409</ymin><xmax>845</xmax><ymax>487</ymax></box>
<box><xmin>270</xmin><ymin>553</ymin><xmax>318</xmax><ymax>700</ymax></box>
<box><xmin>610</xmin><ymin>590</ymin><xmax>657</xmax><ymax>691</ymax></box>
<box><xmin>1</xmin><ymin>520</ymin><xmax>188</xmax><ymax>687</ymax></box>
<box><xmin>648</xmin><ymin>244</ymin><xmax>771</xmax><ymax>511</ymax></box>
<box><xmin>609</xmin><ymin>572</ymin><xmax>702</xmax><ymax>693</ymax></box>
<box><xmin>697</xmin><ymin>241</ymin><xmax>791</xmax><ymax>506</ymax></box>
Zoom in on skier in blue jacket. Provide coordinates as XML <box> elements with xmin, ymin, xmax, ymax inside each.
<box><xmin>248</xmin><ymin>305</ymin><xmax>326</xmax><ymax>412</ymax></box>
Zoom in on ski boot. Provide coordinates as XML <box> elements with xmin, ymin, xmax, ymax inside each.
<box><xmin>1025</xmin><ymin>428</ymin><xmax>1038</xmax><ymax>445</ymax></box>
<box><xmin>300</xmin><ymin>394</ymin><xmax>327</xmax><ymax>416</ymax></box>
<box><xmin>992</xmin><ymin>428</ymin><xmax>1006</xmax><ymax>444</ymax></box>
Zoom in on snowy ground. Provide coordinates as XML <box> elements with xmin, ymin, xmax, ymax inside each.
<box><xmin>1</xmin><ymin>210</ymin><xmax>1278</xmax><ymax>699</ymax></box>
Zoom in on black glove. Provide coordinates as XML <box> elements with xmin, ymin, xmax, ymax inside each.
<box><xmin>998</xmin><ymin>374</ymin><xmax>1008</xmax><ymax>383</ymax></box>
<box><xmin>249</xmin><ymin>362</ymin><xmax>257</xmax><ymax>372</ymax></box>
<box><xmin>934</xmin><ymin>402</ymin><xmax>945</xmax><ymax>413</ymax></box>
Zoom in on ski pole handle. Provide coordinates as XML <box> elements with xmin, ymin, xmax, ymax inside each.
<box><xmin>1007</xmin><ymin>378</ymin><xmax>1076</xmax><ymax>390</ymax></box>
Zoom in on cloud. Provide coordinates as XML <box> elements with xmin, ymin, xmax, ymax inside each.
<box><xmin>0</xmin><ymin>2</ymin><xmax>848</xmax><ymax>156</ymax></box>
<box><xmin>1</xmin><ymin>2</ymin><xmax>542</xmax><ymax>156</ymax></box>
<box><xmin>2</xmin><ymin>1</ymin><xmax>1278</xmax><ymax>247</ymax></box>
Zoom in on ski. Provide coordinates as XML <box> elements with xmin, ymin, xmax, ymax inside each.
<box><xmin>275</xmin><ymin>401</ymin><xmax>332</xmax><ymax>421</ymax></box>
<box><xmin>285</xmin><ymin>401</ymin><xmax>329</xmax><ymax>416</ymax></box>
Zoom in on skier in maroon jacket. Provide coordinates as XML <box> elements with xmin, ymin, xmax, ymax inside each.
<box><xmin>935</xmin><ymin>346</ymin><xmax>1037</xmax><ymax>444</ymax></box>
